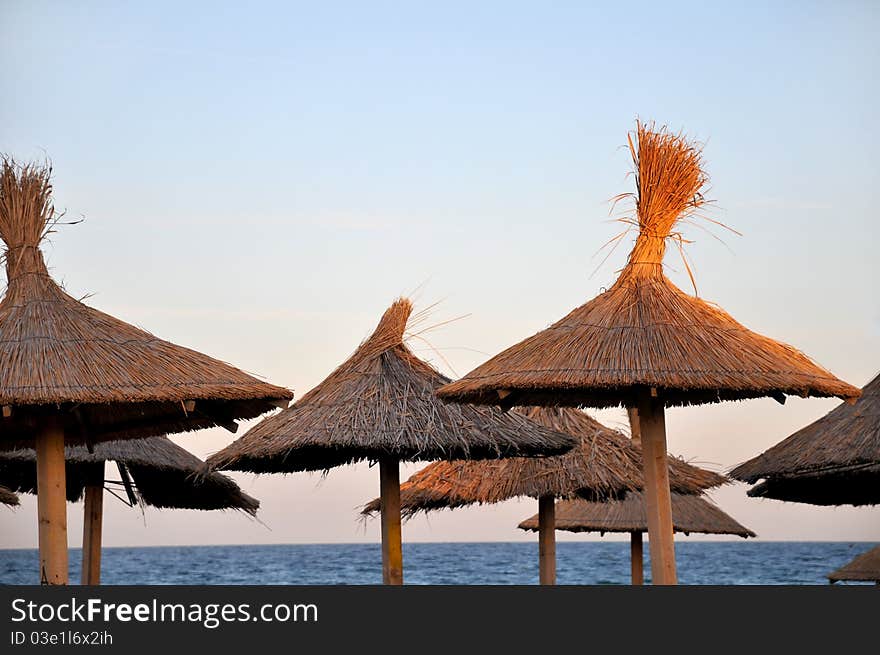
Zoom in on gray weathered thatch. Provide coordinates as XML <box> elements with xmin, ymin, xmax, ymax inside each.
<box><xmin>0</xmin><ymin>438</ymin><xmax>258</xmax><ymax>514</ymax></box>
<box><xmin>0</xmin><ymin>157</ymin><xmax>293</xmax><ymax>448</ymax></box>
<box><xmin>436</xmin><ymin>125</ymin><xmax>859</xmax><ymax>410</ymax></box>
<box><xmin>731</xmin><ymin>373</ymin><xmax>880</xmax><ymax>506</ymax></box>
<box><xmin>518</xmin><ymin>492</ymin><xmax>755</xmax><ymax>537</ymax></box>
<box><xmin>0</xmin><ymin>484</ymin><xmax>18</xmax><ymax>507</ymax></box>
<box><xmin>828</xmin><ymin>545</ymin><xmax>880</xmax><ymax>583</ymax></box>
<box><xmin>361</xmin><ymin>407</ymin><xmax>728</xmax><ymax>516</ymax></box>
<box><xmin>208</xmin><ymin>299</ymin><xmax>576</xmax><ymax>474</ymax></box>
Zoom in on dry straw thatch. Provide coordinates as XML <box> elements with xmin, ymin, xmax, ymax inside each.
<box><xmin>518</xmin><ymin>492</ymin><xmax>755</xmax><ymax>537</ymax></box>
<box><xmin>0</xmin><ymin>484</ymin><xmax>18</xmax><ymax>507</ymax></box>
<box><xmin>208</xmin><ymin>299</ymin><xmax>577</xmax><ymax>474</ymax></box>
<box><xmin>0</xmin><ymin>437</ymin><xmax>258</xmax><ymax>514</ymax></box>
<box><xmin>827</xmin><ymin>545</ymin><xmax>880</xmax><ymax>583</ymax></box>
<box><xmin>436</xmin><ymin>123</ymin><xmax>859</xmax><ymax>410</ymax></box>
<box><xmin>731</xmin><ymin>374</ymin><xmax>880</xmax><ymax>506</ymax></box>
<box><xmin>360</xmin><ymin>407</ymin><xmax>727</xmax><ymax>516</ymax></box>
<box><xmin>0</xmin><ymin>157</ymin><xmax>293</xmax><ymax>448</ymax></box>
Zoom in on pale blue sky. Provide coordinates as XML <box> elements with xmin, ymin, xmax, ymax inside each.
<box><xmin>1</xmin><ymin>1</ymin><xmax>878</xmax><ymax>548</ymax></box>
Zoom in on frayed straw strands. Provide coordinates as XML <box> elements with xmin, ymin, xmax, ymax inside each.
<box><xmin>827</xmin><ymin>545</ymin><xmax>880</xmax><ymax>584</ymax></box>
<box><xmin>209</xmin><ymin>298</ymin><xmax>576</xmax><ymax>584</ymax></box>
<box><xmin>435</xmin><ymin>122</ymin><xmax>860</xmax><ymax>584</ymax></box>
<box><xmin>731</xmin><ymin>374</ymin><xmax>880</xmax><ymax>506</ymax></box>
<box><xmin>0</xmin><ymin>484</ymin><xmax>18</xmax><ymax>507</ymax></box>
<box><xmin>518</xmin><ymin>492</ymin><xmax>755</xmax><ymax>538</ymax></box>
<box><xmin>0</xmin><ymin>157</ymin><xmax>293</xmax><ymax>448</ymax></box>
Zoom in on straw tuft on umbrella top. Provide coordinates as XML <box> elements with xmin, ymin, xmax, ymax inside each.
<box><xmin>0</xmin><ymin>438</ymin><xmax>259</xmax><ymax>515</ymax></box>
<box><xmin>0</xmin><ymin>157</ymin><xmax>293</xmax><ymax>448</ymax></box>
<box><xmin>517</xmin><ymin>492</ymin><xmax>755</xmax><ymax>538</ymax></box>
<box><xmin>360</xmin><ymin>407</ymin><xmax>727</xmax><ymax>517</ymax></box>
<box><xmin>827</xmin><ymin>545</ymin><xmax>880</xmax><ymax>584</ymax></box>
<box><xmin>0</xmin><ymin>484</ymin><xmax>18</xmax><ymax>507</ymax></box>
<box><xmin>207</xmin><ymin>298</ymin><xmax>577</xmax><ymax>474</ymax></box>
<box><xmin>437</xmin><ymin>124</ymin><xmax>859</xmax><ymax>410</ymax></box>
<box><xmin>731</xmin><ymin>373</ymin><xmax>880</xmax><ymax>506</ymax></box>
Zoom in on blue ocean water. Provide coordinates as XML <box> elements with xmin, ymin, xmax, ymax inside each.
<box><xmin>0</xmin><ymin>542</ymin><xmax>875</xmax><ymax>585</ymax></box>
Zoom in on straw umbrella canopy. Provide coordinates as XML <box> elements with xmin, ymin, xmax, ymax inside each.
<box><xmin>518</xmin><ymin>492</ymin><xmax>754</xmax><ymax>584</ymax></box>
<box><xmin>361</xmin><ymin>406</ymin><xmax>727</xmax><ymax>584</ymax></box>
<box><xmin>436</xmin><ymin>123</ymin><xmax>860</xmax><ymax>584</ymax></box>
<box><xmin>208</xmin><ymin>298</ymin><xmax>576</xmax><ymax>584</ymax></box>
<box><xmin>731</xmin><ymin>373</ymin><xmax>880</xmax><ymax>506</ymax></box>
<box><xmin>827</xmin><ymin>545</ymin><xmax>880</xmax><ymax>584</ymax></box>
<box><xmin>0</xmin><ymin>484</ymin><xmax>18</xmax><ymax>507</ymax></box>
<box><xmin>0</xmin><ymin>437</ymin><xmax>258</xmax><ymax>584</ymax></box>
<box><xmin>0</xmin><ymin>158</ymin><xmax>292</xmax><ymax>583</ymax></box>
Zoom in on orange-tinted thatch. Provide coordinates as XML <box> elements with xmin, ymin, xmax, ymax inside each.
<box><xmin>0</xmin><ymin>437</ymin><xmax>258</xmax><ymax>514</ymax></box>
<box><xmin>437</xmin><ymin>124</ymin><xmax>859</xmax><ymax>409</ymax></box>
<box><xmin>731</xmin><ymin>374</ymin><xmax>880</xmax><ymax>506</ymax></box>
<box><xmin>0</xmin><ymin>158</ymin><xmax>293</xmax><ymax>447</ymax></box>
<box><xmin>828</xmin><ymin>545</ymin><xmax>880</xmax><ymax>583</ymax></box>
<box><xmin>360</xmin><ymin>407</ymin><xmax>727</xmax><ymax>516</ymax></box>
<box><xmin>0</xmin><ymin>484</ymin><xmax>18</xmax><ymax>507</ymax></box>
<box><xmin>518</xmin><ymin>492</ymin><xmax>754</xmax><ymax>538</ymax></box>
<box><xmin>208</xmin><ymin>300</ymin><xmax>576</xmax><ymax>473</ymax></box>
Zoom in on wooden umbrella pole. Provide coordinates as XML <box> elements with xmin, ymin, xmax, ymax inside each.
<box><xmin>637</xmin><ymin>391</ymin><xmax>677</xmax><ymax>585</ymax></box>
<box><xmin>36</xmin><ymin>421</ymin><xmax>68</xmax><ymax>585</ymax></box>
<box><xmin>537</xmin><ymin>494</ymin><xmax>556</xmax><ymax>585</ymax></box>
<box><xmin>81</xmin><ymin>462</ymin><xmax>104</xmax><ymax>585</ymax></box>
<box><xmin>379</xmin><ymin>457</ymin><xmax>403</xmax><ymax>585</ymax></box>
<box><xmin>626</xmin><ymin>406</ymin><xmax>644</xmax><ymax>585</ymax></box>
<box><xmin>630</xmin><ymin>532</ymin><xmax>644</xmax><ymax>585</ymax></box>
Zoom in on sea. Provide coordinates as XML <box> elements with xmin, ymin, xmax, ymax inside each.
<box><xmin>1</xmin><ymin>542</ymin><xmax>876</xmax><ymax>585</ymax></box>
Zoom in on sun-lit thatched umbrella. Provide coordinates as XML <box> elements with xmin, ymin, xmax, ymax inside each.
<box><xmin>208</xmin><ymin>298</ymin><xmax>576</xmax><ymax>584</ymax></box>
<box><xmin>0</xmin><ymin>437</ymin><xmax>258</xmax><ymax>584</ymax></box>
<box><xmin>361</xmin><ymin>406</ymin><xmax>726</xmax><ymax>584</ymax></box>
<box><xmin>436</xmin><ymin>122</ymin><xmax>860</xmax><ymax>584</ymax></box>
<box><xmin>827</xmin><ymin>545</ymin><xmax>880</xmax><ymax>584</ymax></box>
<box><xmin>0</xmin><ymin>158</ymin><xmax>292</xmax><ymax>583</ymax></box>
<box><xmin>0</xmin><ymin>484</ymin><xmax>18</xmax><ymax>507</ymax></box>
<box><xmin>731</xmin><ymin>373</ymin><xmax>879</xmax><ymax>506</ymax></box>
<box><xmin>518</xmin><ymin>493</ymin><xmax>754</xmax><ymax>584</ymax></box>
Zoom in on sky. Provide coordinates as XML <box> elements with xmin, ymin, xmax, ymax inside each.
<box><xmin>1</xmin><ymin>1</ymin><xmax>878</xmax><ymax>549</ymax></box>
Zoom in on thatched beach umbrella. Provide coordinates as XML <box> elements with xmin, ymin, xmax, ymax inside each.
<box><xmin>518</xmin><ymin>493</ymin><xmax>754</xmax><ymax>584</ymax></box>
<box><xmin>731</xmin><ymin>373</ymin><xmax>879</xmax><ymax>506</ymax></box>
<box><xmin>827</xmin><ymin>545</ymin><xmax>880</xmax><ymax>584</ymax></box>
<box><xmin>361</xmin><ymin>407</ymin><xmax>726</xmax><ymax>584</ymax></box>
<box><xmin>207</xmin><ymin>298</ymin><xmax>576</xmax><ymax>584</ymax></box>
<box><xmin>0</xmin><ymin>437</ymin><xmax>258</xmax><ymax>584</ymax></box>
<box><xmin>0</xmin><ymin>158</ymin><xmax>292</xmax><ymax>583</ymax></box>
<box><xmin>436</xmin><ymin>123</ymin><xmax>860</xmax><ymax>583</ymax></box>
<box><xmin>0</xmin><ymin>484</ymin><xmax>18</xmax><ymax>507</ymax></box>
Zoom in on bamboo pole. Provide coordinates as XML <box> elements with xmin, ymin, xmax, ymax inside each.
<box><xmin>626</xmin><ymin>406</ymin><xmax>644</xmax><ymax>585</ymax></box>
<box><xmin>81</xmin><ymin>462</ymin><xmax>104</xmax><ymax>586</ymax></box>
<box><xmin>637</xmin><ymin>391</ymin><xmax>677</xmax><ymax>585</ymax></box>
<box><xmin>630</xmin><ymin>532</ymin><xmax>644</xmax><ymax>585</ymax></box>
<box><xmin>379</xmin><ymin>457</ymin><xmax>403</xmax><ymax>585</ymax></box>
<box><xmin>537</xmin><ymin>494</ymin><xmax>556</xmax><ymax>585</ymax></box>
<box><xmin>36</xmin><ymin>421</ymin><xmax>68</xmax><ymax>585</ymax></box>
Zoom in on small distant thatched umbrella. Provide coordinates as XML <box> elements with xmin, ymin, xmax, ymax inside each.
<box><xmin>0</xmin><ymin>484</ymin><xmax>18</xmax><ymax>507</ymax></box>
<box><xmin>361</xmin><ymin>407</ymin><xmax>726</xmax><ymax>584</ymax></box>
<box><xmin>518</xmin><ymin>493</ymin><xmax>754</xmax><ymax>583</ymax></box>
<box><xmin>0</xmin><ymin>437</ymin><xmax>258</xmax><ymax>584</ymax></box>
<box><xmin>208</xmin><ymin>298</ymin><xmax>576</xmax><ymax>584</ymax></box>
<box><xmin>437</xmin><ymin>123</ymin><xmax>860</xmax><ymax>583</ymax></box>
<box><xmin>731</xmin><ymin>373</ymin><xmax>880</xmax><ymax>506</ymax></box>
<box><xmin>827</xmin><ymin>545</ymin><xmax>880</xmax><ymax>584</ymax></box>
<box><xmin>0</xmin><ymin>158</ymin><xmax>292</xmax><ymax>583</ymax></box>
